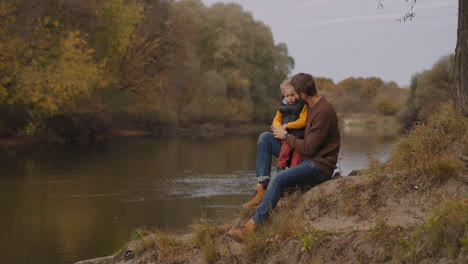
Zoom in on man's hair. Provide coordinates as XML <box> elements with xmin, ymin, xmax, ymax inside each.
<box><xmin>290</xmin><ymin>73</ymin><xmax>317</xmax><ymax>96</ymax></box>
<box><xmin>279</xmin><ymin>77</ymin><xmax>292</xmax><ymax>94</ymax></box>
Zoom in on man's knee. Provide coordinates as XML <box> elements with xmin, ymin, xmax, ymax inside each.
<box><xmin>257</xmin><ymin>131</ymin><xmax>273</xmax><ymax>146</ymax></box>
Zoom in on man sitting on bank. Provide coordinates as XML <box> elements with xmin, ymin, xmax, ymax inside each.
<box><xmin>228</xmin><ymin>72</ymin><xmax>341</xmax><ymax>242</ymax></box>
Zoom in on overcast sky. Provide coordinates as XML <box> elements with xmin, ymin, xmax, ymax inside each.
<box><xmin>201</xmin><ymin>0</ymin><xmax>458</xmax><ymax>87</ymax></box>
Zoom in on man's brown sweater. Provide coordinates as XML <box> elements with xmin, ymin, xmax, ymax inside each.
<box><xmin>285</xmin><ymin>96</ymin><xmax>341</xmax><ymax>177</ymax></box>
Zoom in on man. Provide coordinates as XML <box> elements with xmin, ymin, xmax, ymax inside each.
<box><xmin>228</xmin><ymin>73</ymin><xmax>341</xmax><ymax>242</ymax></box>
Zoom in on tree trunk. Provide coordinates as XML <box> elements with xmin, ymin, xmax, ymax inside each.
<box><xmin>454</xmin><ymin>0</ymin><xmax>468</xmax><ymax>115</ymax></box>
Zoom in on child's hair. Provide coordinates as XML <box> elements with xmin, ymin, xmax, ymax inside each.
<box><xmin>279</xmin><ymin>77</ymin><xmax>292</xmax><ymax>94</ymax></box>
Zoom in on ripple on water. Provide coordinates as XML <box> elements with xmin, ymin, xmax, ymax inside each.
<box><xmin>166</xmin><ymin>171</ymin><xmax>255</xmax><ymax>198</ymax></box>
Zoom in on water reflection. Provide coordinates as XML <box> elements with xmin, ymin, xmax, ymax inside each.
<box><xmin>338</xmin><ymin>125</ymin><xmax>401</xmax><ymax>175</ymax></box>
<box><xmin>0</xmin><ymin>127</ymin><xmax>401</xmax><ymax>264</ymax></box>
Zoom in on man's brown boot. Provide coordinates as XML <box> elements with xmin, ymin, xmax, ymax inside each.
<box><xmin>242</xmin><ymin>184</ymin><xmax>266</xmax><ymax>209</ymax></box>
<box><xmin>227</xmin><ymin>219</ymin><xmax>256</xmax><ymax>243</ymax></box>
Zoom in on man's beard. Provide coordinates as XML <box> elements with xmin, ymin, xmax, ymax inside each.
<box><xmin>296</xmin><ymin>95</ymin><xmax>305</xmax><ymax>104</ymax></box>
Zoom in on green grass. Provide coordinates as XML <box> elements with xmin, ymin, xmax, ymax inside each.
<box><xmin>300</xmin><ymin>230</ymin><xmax>332</xmax><ymax>252</ymax></box>
<box><xmin>132</xmin><ymin>227</ymin><xmax>151</xmax><ymax>240</ymax></box>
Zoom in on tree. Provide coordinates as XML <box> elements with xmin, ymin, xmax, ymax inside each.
<box><xmin>378</xmin><ymin>0</ymin><xmax>467</xmax><ymax>116</ymax></box>
<box><xmin>454</xmin><ymin>0</ymin><xmax>468</xmax><ymax>115</ymax></box>
<box><xmin>414</xmin><ymin>55</ymin><xmax>454</xmax><ymax>119</ymax></box>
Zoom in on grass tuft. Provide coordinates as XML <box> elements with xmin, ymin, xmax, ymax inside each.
<box><xmin>129</xmin><ymin>227</ymin><xmax>189</xmax><ymax>257</ymax></box>
<box><xmin>133</xmin><ymin>233</ymin><xmax>158</xmax><ymax>256</ymax></box>
<box><xmin>242</xmin><ymin>226</ymin><xmax>278</xmax><ymax>262</ymax></box>
<box><xmin>132</xmin><ymin>227</ymin><xmax>151</xmax><ymax>240</ymax></box>
<box><xmin>300</xmin><ymin>230</ymin><xmax>332</xmax><ymax>253</ymax></box>
<box><xmin>410</xmin><ymin>198</ymin><xmax>468</xmax><ymax>260</ymax></box>
<box><xmin>269</xmin><ymin>209</ymin><xmax>303</xmax><ymax>240</ymax></box>
<box><xmin>153</xmin><ymin>228</ymin><xmax>185</xmax><ymax>256</ymax></box>
<box><xmin>191</xmin><ymin>218</ymin><xmax>226</xmax><ymax>264</ymax></box>
<box><xmin>241</xmin><ymin>209</ymin><xmax>302</xmax><ymax>261</ymax></box>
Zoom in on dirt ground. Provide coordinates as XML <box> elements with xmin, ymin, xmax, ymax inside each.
<box><xmin>101</xmin><ymin>171</ymin><xmax>467</xmax><ymax>264</ymax></box>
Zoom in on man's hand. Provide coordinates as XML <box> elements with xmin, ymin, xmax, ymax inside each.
<box><xmin>282</xmin><ymin>123</ymin><xmax>289</xmax><ymax>130</ymax></box>
<box><xmin>271</xmin><ymin>125</ymin><xmax>288</xmax><ymax>140</ymax></box>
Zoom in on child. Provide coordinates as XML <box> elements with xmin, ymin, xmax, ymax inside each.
<box><xmin>272</xmin><ymin>78</ymin><xmax>308</xmax><ymax>172</ymax></box>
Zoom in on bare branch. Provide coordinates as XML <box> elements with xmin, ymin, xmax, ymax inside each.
<box><xmin>376</xmin><ymin>0</ymin><xmax>418</xmax><ymax>22</ymax></box>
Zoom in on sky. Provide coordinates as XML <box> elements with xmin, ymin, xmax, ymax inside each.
<box><xmin>201</xmin><ymin>0</ymin><xmax>458</xmax><ymax>87</ymax></box>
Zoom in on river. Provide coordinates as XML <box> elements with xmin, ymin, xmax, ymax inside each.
<box><xmin>0</xmin><ymin>125</ymin><xmax>401</xmax><ymax>264</ymax></box>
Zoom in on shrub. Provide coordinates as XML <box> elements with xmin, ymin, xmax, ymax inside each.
<box><xmin>374</xmin><ymin>96</ymin><xmax>400</xmax><ymax>116</ymax></box>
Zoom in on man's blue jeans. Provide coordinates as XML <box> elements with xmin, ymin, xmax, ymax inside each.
<box><xmin>253</xmin><ymin>132</ymin><xmax>330</xmax><ymax>224</ymax></box>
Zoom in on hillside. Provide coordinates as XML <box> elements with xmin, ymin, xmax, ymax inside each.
<box><xmin>77</xmin><ymin>103</ymin><xmax>468</xmax><ymax>264</ymax></box>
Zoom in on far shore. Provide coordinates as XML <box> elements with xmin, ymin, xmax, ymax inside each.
<box><xmin>0</xmin><ymin>113</ymin><xmax>400</xmax><ymax>148</ymax></box>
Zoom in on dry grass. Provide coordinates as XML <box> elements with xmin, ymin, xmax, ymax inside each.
<box><xmin>409</xmin><ymin>198</ymin><xmax>468</xmax><ymax>261</ymax></box>
<box><xmin>307</xmin><ymin>189</ymin><xmax>332</xmax><ymax>217</ymax></box>
<box><xmin>128</xmin><ymin>227</ymin><xmax>190</xmax><ymax>257</ymax></box>
<box><xmin>390</xmin><ymin>102</ymin><xmax>466</xmax><ymax>185</ymax></box>
<box><xmin>368</xmin><ymin>217</ymin><xmax>393</xmax><ymax>242</ymax></box>
<box><xmin>133</xmin><ymin>233</ymin><xmax>158</xmax><ymax>256</ymax></box>
<box><xmin>241</xmin><ymin>226</ymin><xmax>278</xmax><ymax>262</ymax></box>
<box><xmin>191</xmin><ymin>218</ymin><xmax>228</xmax><ymax>264</ymax></box>
<box><xmin>340</xmin><ymin>163</ymin><xmax>386</xmax><ymax>218</ymax></box>
<box><xmin>337</xmin><ymin>103</ymin><xmax>466</xmax><ymax>220</ymax></box>
<box><xmin>344</xmin><ymin>199</ymin><xmax>356</xmax><ymax>216</ymax></box>
<box><xmin>153</xmin><ymin>228</ymin><xmax>187</xmax><ymax>256</ymax></box>
<box><xmin>269</xmin><ymin>209</ymin><xmax>303</xmax><ymax>240</ymax></box>
<box><xmin>240</xmin><ymin>199</ymin><xmax>305</xmax><ymax>261</ymax></box>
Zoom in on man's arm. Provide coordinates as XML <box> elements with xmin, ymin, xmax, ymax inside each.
<box><xmin>286</xmin><ymin>111</ymin><xmax>332</xmax><ymax>157</ymax></box>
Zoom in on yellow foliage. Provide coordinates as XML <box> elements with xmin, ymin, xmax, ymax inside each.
<box><xmin>97</xmin><ymin>0</ymin><xmax>143</xmax><ymax>63</ymax></box>
<box><xmin>15</xmin><ymin>30</ymin><xmax>106</xmax><ymax>117</ymax></box>
<box><xmin>0</xmin><ymin>0</ymin><xmax>20</xmax><ymax>104</ymax></box>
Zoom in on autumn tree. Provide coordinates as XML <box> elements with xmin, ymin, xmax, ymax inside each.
<box><xmin>0</xmin><ymin>0</ymin><xmax>20</xmax><ymax>105</ymax></box>
<box><xmin>0</xmin><ymin>0</ymin><xmax>295</xmax><ymax>137</ymax></box>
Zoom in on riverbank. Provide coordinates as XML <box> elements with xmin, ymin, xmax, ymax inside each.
<box><xmin>0</xmin><ymin>113</ymin><xmax>397</xmax><ymax>148</ymax></box>
<box><xmin>338</xmin><ymin>113</ymin><xmax>399</xmax><ymax>127</ymax></box>
<box><xmin>114</xmin><ymin>176</ymin><xmax>466</xmax><ymax>264</ymax></box>
<box><xmin>0</xmin><ymin>123</ymin><xmax>269</xmax><ymax>148</ymax></box>
<box><xmin>79</xmin><ymin>166</ymin><xmax>467</xmax><ymax>264</ymax></box>
<box><xmin>75</xmin><ymin>104</ymin><xmax>467</xmax><ymax>264</ymax></box>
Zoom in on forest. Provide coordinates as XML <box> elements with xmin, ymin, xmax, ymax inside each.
<box><xmin>0</xmin><ymin>0</ymin><xmax>453</xmax><ymax>140</ymax></box>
